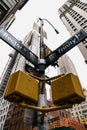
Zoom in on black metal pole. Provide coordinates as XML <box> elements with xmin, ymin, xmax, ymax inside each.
<box><xmin>37</xmin><ymin>18</ymin><xmax>48</xmax><ymax>130</ymax></box>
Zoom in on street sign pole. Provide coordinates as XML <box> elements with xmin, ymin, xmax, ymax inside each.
<box><xmin>37</xmin><ymin>19</ymin><xmax>48</xmax><ymax>130</ymax></box>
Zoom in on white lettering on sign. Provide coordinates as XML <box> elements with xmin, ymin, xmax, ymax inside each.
<box><xmin>2</xmin><ymin>32</ymin><xmax>17</xmax><ymax>46</ymax></box>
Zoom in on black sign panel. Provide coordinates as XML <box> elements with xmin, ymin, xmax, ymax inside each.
<box><xmin>0</xmin><ymin>26</ymin><xmax>38</xmax><ymax>66</ymax></box>
<box><xmin>45</xmin><ymin>29</ymin><xmax>87</xmax><ymax>67</ymax></box>
<box><xmin>0</xmin><ymin>26</ymin><xmax>87</xmax><ymax>71</ymax></box>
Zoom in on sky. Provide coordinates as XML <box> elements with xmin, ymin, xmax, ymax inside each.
<box><xmin>0</xmin><ymin>0</ymin><xmax>87</xmax><ymax>91</ymax></box>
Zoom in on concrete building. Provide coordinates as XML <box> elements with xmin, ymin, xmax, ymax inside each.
<box><xmin>0</xmin><ymin>97</ymin><xmax>10</xmax><ymax>130</ymax></box>
<box><xmin>47</xmin><ymin>101</ymin><xmax>85</xmax><ymax>130</ymax></box>
<box><xmin>68</xmin><ymin>89</ymin><xmax>87</xmax><ymax>125</ymax></box>
<box><xmin>0</xmin><ymin>0</ymin><xmax>29</xmax><ymax>29</ymax></box>
<box><xmin>58</xmin><ymin>54</ymin><xmax>77</xmax><ymax>75</ymax></box>
<box><xmin>0</xmin><ymin>1</ymin><xmax>30</xmax><ymax>129</ymax></box>
<box><xmin>58</xmin><ymin>0</ymin><xmax>87</xmax><ymax>63</ymax></box>
<box><xmin>58</xmin><ymin>0</ymin><xmax>87</xmax><ymax>126</ymax></box>
<box><xmin>0</xmin><ymin>50</ymin><xmax>18</xmax><ymax>130</ymax></box>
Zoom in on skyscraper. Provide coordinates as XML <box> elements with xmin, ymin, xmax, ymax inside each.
<box><xmin>58</xmin><ymin>0</ymin><xmax>87</xmax><ymax>126</ymax></box>
<box><xmin>58</xmin><ymin>54</ymin><xmax>77</xmax><ymax>75</ymax></box>
<box><xmin>0</xmin><ymin>50</ymin><xmax>18</xmax><ymax>130</ymax></box>
<box><xmin>58</xmin><ymin>0</ymin><xmax>87</xmax><ymax>63</ymax></box>
<box><xmin>0</xmin><ymin>1</ymin><xmax>30</xmax><ymax>129</ymax></box>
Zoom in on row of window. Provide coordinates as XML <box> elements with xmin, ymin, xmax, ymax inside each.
<box><xmin>71</xmin><ymin>110</ymin><xmax>82</xmax><ymax>116</ymax></box>
<box><xmin>69</xmin><ymin>9</ymin><xmax>84</xmax><ymax>22</ymax></box>
<box><xmin>81</xmin><ymin>104</ymin><xmax>87</xmax><ymax>109</ymax></box>
<box><xmin>82</xmin><ymin>109</ymin><xmax>87</xmax><ymax>114</ymax></box>
<box><xmin>68</xmin><ymin>9</ymin><xmax>87</xmax><ymax>32</ymax></box>
<box><xmin>0</xmin><ymin>123</ymin><xmax>4</xmax><ymax>130</ymax></box>
<box><xmin>0</xmin><ymin>114</ymin><xmax>6</xmax><ymax>122</ymax></box>
<box><xmin>0</xmin><ymin>99</ymin><xmax>9</xmax><ymax>108</ymax></box>
<box><xmin>0</xmin><ymin>106</ymin><xmax>9</xmax><ymax>115</ymax></box>
<box><xmin>64</xmin><ymin>15</ymin><xmax>77</xmax><ymax>32</ymax></box>
<box><xmin>75</xmin><ymin>1</ymin><xmax>87</xmax><ymax>12</ymax></box>
<box><xmin>59</xmin><ymin>0</ymin><xmax>87</xmax><ymax>18</ymax></box>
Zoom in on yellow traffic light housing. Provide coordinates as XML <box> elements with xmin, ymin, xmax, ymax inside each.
<box><xmin>51</xmin><ymin>73</ymin><xmax>85</xmax><ymax>106</ymax></box>
<box><xmin>4</xmin><ymin>71</ymin><xmax>85</xmax><ymax>112</ymax></box>
<box><xmin>4</xmin><ymin>71</ymin><xmax>38</xmax><ymax>105</ymax></box>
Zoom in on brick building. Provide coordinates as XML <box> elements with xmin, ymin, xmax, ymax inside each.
<box><xmin>3</xmin><ymin>101</ymin><xmax>86</xmax><ymax>130</ymax></box>
<box><xmin>3</xmin><ymin>103</ymin><xmax>32</xmax><ymax>130</ymax></box>
<box><xmin>47</xmin><ymin>101</ymin><xmax>85</xmax><ymax>130</ymax></box>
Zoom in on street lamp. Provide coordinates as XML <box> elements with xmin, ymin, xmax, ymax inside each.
<box><xmin>37</xmin><ymin>17</ymin><xmax>59</xmax><ymax>34</ymax></box>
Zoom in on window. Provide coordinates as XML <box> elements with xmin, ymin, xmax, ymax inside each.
<box><xmin>83</xmin><ymin>26</ymin><xmax>87</xmax><ymax>29</ymax></box>
<box><xmin>81</xmin><ymin>105</ymin><xmax>87</xmax><ymax>109</ymax></box>
<box><xmin>71</xmin><ymin>113</ymin><xmax>73</xmax><ymax>116</ymax></box>
<box><xmin>79</xmin><ymin>111</ymin><xmax>81</xmax><ymax>114</ymax></box>
<box><xmin>79</xmin><ymin>16</ymin><xmax>82</xmax><ymax>19</ymax></box>
<box><xmin>82</xmin><ymin>110</ymin><xmax>87</xmax><ymax>113</ymax></box>
<box><xmin>84</xmin><ymin>20</ymin><xmax>87</xmax><ymax>24</ymax></box>
<box><xmin>83</xmin><ymin>8</ymin><xmax>87</xmax><ymax>11</ymax></box>
<box><xmin>73</xmin><ymin>28</ymin><xmax>77</xmax><ymax>32</ymax></box>
<box><xmin>62</xmin><ymin>112</ymin><xmax>64</xmax><ymax>117</ymax></box>
<box><xmin>76</xmin><ymin>112</ymin><xmax>78</xmax><ymax>115</ymax></box>
<box><xmin>1</xmin><ymin>123</ymin><xmax>3</xmax><ymax>129</ymax></box>
<box><xmin>80</xmin><ymin>23</ymin><xmax>84</xmax><ymax>26</ymax></box>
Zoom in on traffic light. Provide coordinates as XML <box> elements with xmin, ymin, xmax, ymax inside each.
<box><xmin>51</xmin><ymin>73</ymin><xmax>85</xmax><ymax>106</ymax></box>
<box><xmin>4</xmin><ymin>71</ymin><xmax>38</xmax><ymax>105</ymax></box>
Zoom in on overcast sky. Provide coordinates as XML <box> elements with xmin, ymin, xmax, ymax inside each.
<box><xmin>0</xmin><ymin>0</ymin><xmax>87</xmax><ymax>90</ymax></box>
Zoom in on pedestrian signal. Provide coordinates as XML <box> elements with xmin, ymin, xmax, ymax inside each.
<box><xmin>51</xmin><ymin>73</ymin><xmax>85</xmax><ymax>106</ymax></box>
<box><xmin>4</xmin><ymin>71</ymin><xmax>38</xmax><ymax>105</ymax></box>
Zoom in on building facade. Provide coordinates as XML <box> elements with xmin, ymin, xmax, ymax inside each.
<box><xmin>0</xmin><ymin>97</ymin><xmax>10</xmax><ymax>130</ymax></box>
<box><xmin>58</xmin><ymin>54</ymin><xmax>77</xmax><ymax>75</ymax></box>
<box><xmin>47</xmin><ymin>101</ymin><xmax>85</xmax><ymax>130</ymax></box>
<box><xmin>0</xmin><ymin>1</ymin><xmax>30</xmax><ymax>129</ymax></box>
<box><xmin>0</xmin><ymin>0</ymin><xmax>29</xmax><ymax>29</ymax></box>
<box><xmin>0</xmin><ymin>50</ymin><xmax>18</xmax><ymax>130</ymax></box>
<box><xmin>58</xmin><ymin>0</ymin><xmax>87</xmax><ymax>63</ymax></box>
<box><xmin>58</xmin><ymin>0</ymin><xmax>87</xmax><ymax>126</ymax></box>
<box><xmin>68</xmin><ymin>89</ymin><xmax>87</xmax><ymax>125</ymax></box>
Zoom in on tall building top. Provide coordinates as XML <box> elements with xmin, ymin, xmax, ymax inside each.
<box><xmin>58</xmin><ymin>54</ymin><xmax>77</xmax><ymax>75</ymax></box>
<box><xmin>58</xmin><ymin>0</ymin><xmax>87</xmax><ymax>64</ymax></box>
<box><xmin>58</xmin><ymin>0</ymin><xmax>79</xmax><ymax>18</ymax></box>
